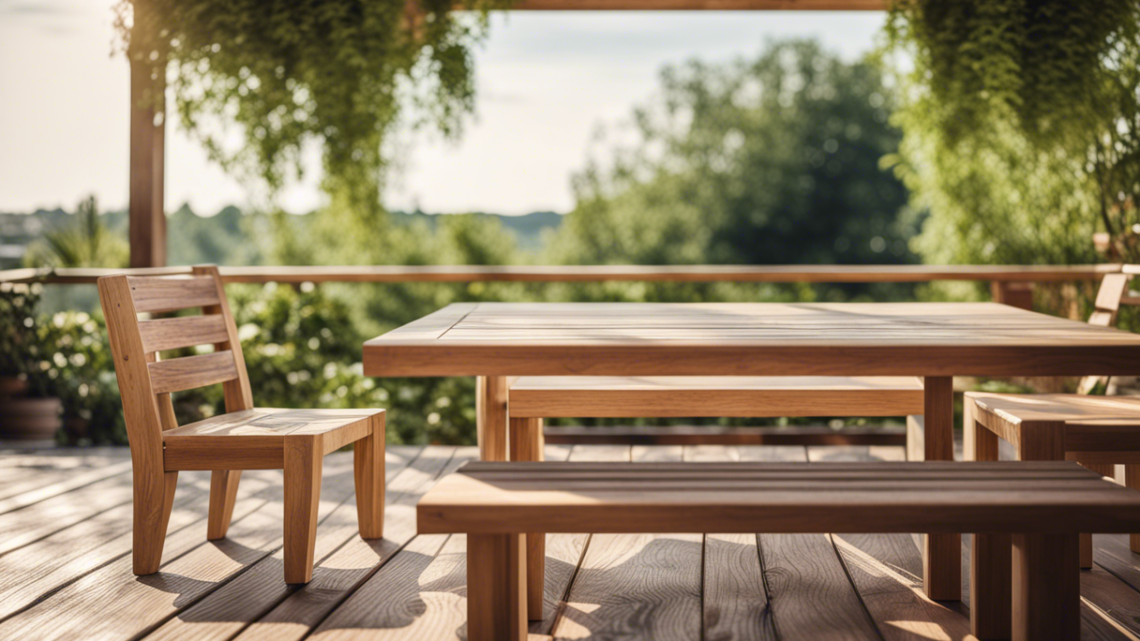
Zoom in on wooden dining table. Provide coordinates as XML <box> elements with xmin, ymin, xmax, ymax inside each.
<box><xmin>363</xmin><ymin>301</ymin><xmax>1140</xmax><ymax>602</ymax></box>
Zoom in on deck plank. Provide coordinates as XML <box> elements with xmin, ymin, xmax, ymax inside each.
<box><xmin>0</xmin><ymin>471</ymin><xmax>134</xmax><ymax>555</ymax></box>
<box><xmin>810</xmin><ymin>446</ymin><xmax>973</xmax><ymax>640</ymax></box>
<box><xmin>550</xmin><ymin>445</ymin><xmax>703</xmax><ymax>641</ymax></box>
<box><xmin>142</xmin><ymin>446</ymin><xmax>428</xmax><ymax>641</ymax></box>
<box><xmin>0</xmin><ymin>455</ymin><xmax>362</xmax><ymax>640</ymax></box>
<box><xmin>686</xmin><ymin>445</ymin><xmax>778</xmax><ymax>641</ymax></box>
<box><xmin>229</xmin><ymin>446</ymin><xmax>463</xmax><ymax>641</ymax></box>
<box><xmin>759</xmin><ymin>445</ymin><xmax>881</xmax><ymax>640</ymax></box>
<box><xmin>3</xmin><ymin>445</ymin><xmax>1140</xmax><ymax>640</ymax></box>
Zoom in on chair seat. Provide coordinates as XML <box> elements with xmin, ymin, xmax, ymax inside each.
<box><xmin>968</xmin><ymin>393</ymin><xmax>1140</xmax><ymax>425</ymax></box>
<box><xmin>163</xmin><ymin>408</ymin><xmax>382</xmax><ymax>470</ymax></box>
<box><xmin>508</xmin><ymin>376</ymin><xmax>924</xmax><ymax>418</ymax></box>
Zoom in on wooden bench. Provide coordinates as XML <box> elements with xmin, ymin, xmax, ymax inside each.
<box><xmin>506</xmin><ymin>374</ymin><xmax>923</xmax><ymax>611</ymax></box>
<box><xmin>418</xmin><ymin>461</ymin><xmax>1140</xmax><ymax>641</ymax></box>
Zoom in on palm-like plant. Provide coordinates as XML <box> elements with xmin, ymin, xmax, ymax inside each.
<box><xmin>24</xmin><ymin>196</ymin><xmax>129</xmax><ymax>268</ymax></box>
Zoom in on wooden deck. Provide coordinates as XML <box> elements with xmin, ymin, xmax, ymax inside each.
<box><xmin>2</xmin><ymin>444</ymin><xmax>1140</xmax><ymax>640</ymax></box>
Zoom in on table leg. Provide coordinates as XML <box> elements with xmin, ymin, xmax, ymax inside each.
<box><xmin>468</xmin><ymin>533</ymin><xmax>527</xmax><ymax>641</ymax></box>
<box><xmin>477</xmin><ymin>376</ymin><xmax>510</xmax><ymax>462</ymax></box>
<box><xmin>1012</xmin><ymin>533</ymin><xmax>1080</xmax><ymax>641</ymax></box>
<box><xmin>923</xmin><ymin>376</ymin><xmax>961</xmax><ymax>600</ymax></box>
<box><xmin>510</xmin><ymin>417</ymin><xmax>546</xmax><ymax>620</ymax></box>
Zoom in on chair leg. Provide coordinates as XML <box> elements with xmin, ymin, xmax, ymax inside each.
<box><xmin>1127</xmin><ymin>465</ymin><xmax>1140</xmax><ymax>554</ymax></box>
<box><xmin>467</xmin><ymin>533</ymin><xmax>527</xmax><ymax>641</ymax></box>
<box><xmin>969</xmin><ymin>414</ymin><xmax>1011</xmax><ymax>640</ymax></box>
<box><xmin>284</xmin><ymin>437</ymin><xmax>323</xmax><ymax>584</ymax></box>
<box><xmin>510</xmin><ymin>416</ymin><xmax>545</xmax><ymax>620</ymax></box>
<box><xmin>207</xmin><ymin>470</ymin><xmax>242</xmax><ymax>540</ymax></box>
<box><xmin>133</xmin><ymin>470</ymin><xmax>178</xmax><ymax>575</ymax></box>
<box><xmin>1012</xmin><ymin>533</ymin><xmax>1080</xmax><ymax>641</ymax></box>
<box><xmin>1078</xmin><ymin>462</ymin><xmax>1114</xmax><ymax>567</ymax></box>
<box><xmin>354</xmin><ymin>414</ymin><xmax>385</xmax><ymax>540</ymax></box>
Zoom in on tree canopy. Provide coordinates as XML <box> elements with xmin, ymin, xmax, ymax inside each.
<box><xmin>116</xmin><ymin>0</ymin><xmax>509</xmax><ymax>208</ymax></box>
<box><xmin>552</xmin><ymin>40</ymin><xmax>916</xmax><ymax>268</ymax></box>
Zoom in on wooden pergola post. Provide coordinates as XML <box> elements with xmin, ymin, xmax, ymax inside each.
<box><xmin>128</xmin><ymin>0</ymin><xmax>166</xmax><ymax>268</ymax></box>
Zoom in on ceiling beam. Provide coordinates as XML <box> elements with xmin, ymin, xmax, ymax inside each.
<box><xmin>507</xmin><ymin>0</ymin><xmax>886</xmax><ymax>10</ymax></box>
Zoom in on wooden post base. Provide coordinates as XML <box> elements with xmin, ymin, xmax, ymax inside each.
<box><xmin>467</xmin><ymin>533</ymin><xmax>527</xmax><ymax>641</ymax></box>
<box><xmin>1012</xmin><ymin>533</ymin><xmax>1080</xmax><ymax>641</ymax></box>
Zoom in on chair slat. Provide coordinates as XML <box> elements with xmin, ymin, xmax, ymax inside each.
<box><xmin>128</xmin><ymin>276</ymin><xmax>220</xmax><ymax>314</ymax></box>
<box><xmin>148</xmin><ymin>351</ymin><xmax>239</xmax><ymax>395</ymax></box>
<box><xmin>1095</xmin><ymin>273</ymin><xmax>1131</xmax><ymax>312</ymax></box>
<box><xmin>139</xmin><ymin>314</ymin><xmax>230</xmax><ymax>353</ymax></box>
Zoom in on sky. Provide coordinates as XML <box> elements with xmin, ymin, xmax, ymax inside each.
<box><xmin>0</xmin><ymin>1</ymin><xmax>886</xmax><ymax>216</ymax></box>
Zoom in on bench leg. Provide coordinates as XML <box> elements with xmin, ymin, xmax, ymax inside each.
<box><xmin>923</xmin><ymin>376</ymin><xmax>961</xmax><ymax>600</ymax></box>
<box><xmin>354</xmin><ymin>414</ymin><xmax>385</xmax><ymax>540</ymax></box>
<box><xmin>1078</xmin><ymin>462</ymin><xmax>1114</xmax><ymax>568</ymax></box>
<box><xmin>284</xmin><ymin>437</ymin><xmax>322</xmax><ymax>584</ymax></box>
<box><xmin>468</xmin><ymin>533</ymin><xmax>527</xmax><ymax>641</ymax></box>
<box><xmin>510</xmin><ymin>416</ymin><xmax>546</xmax><ymax>621</ymax></box>
<box><xmin>969</xmin><ymin>411</ymin><xmax>1012</xmax><ymax>640</ymax></box>
<box><xmin>1012</xmin><ymin>533</ymin><xmax>1080</xmax><ymax>641</ymax></box>
<box><xmin>1127</xmin><ymin>465</ymin><xmax>1140</xmax><ymax>554</ymax></box>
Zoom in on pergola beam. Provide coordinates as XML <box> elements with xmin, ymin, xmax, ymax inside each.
<box><xmin>508</xmin><ymin>0</ymin><xmax>885</xmax><ymax>9</ymax></box>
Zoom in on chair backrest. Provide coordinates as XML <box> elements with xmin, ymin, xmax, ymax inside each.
<box><xmin>1079</xmin><ymin>266</ymin><xmax>1140</xmax><ymax>394</ymax></box>
<box><xmin>99</xmin><ymin>265</ymin><xmax>252</xmax><ymax>462</ymax></box>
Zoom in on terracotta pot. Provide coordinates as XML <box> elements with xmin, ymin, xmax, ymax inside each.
<box><xmin>0</xmin><ymin>397</ymin><xmax>62</xmax><ymax>441</ymax></box>
<box><xmin>0</xmin><ymin>376</ymin><xmax>28</xmax><ymax>398</ymax></box>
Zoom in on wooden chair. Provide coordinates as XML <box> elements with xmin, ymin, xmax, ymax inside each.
<box><xmin>965</xmin><ymin>268</ymin><xmax>1140</xmax><ymax>574</ymax></box>
<box><xmin>99</xmin><ymin>265</ymin><xmax>385</xmax><ymax>584</ymax></box>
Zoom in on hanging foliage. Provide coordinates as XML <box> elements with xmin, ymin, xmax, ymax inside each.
<box><xmin>884</xmin><ymin>0</ymin><xmax>1140</xmax><ymax>264</ymax></box>
<box><xmin>115</xmin><ymin>0</ymin><xmax>511</xmax><ymax>206</ymax></box>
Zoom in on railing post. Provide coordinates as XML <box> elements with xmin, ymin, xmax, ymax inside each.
<box><xmin>990</xmin><ymin>281</ymin><xmax>1033</xmax><ymax>310</ymax></box>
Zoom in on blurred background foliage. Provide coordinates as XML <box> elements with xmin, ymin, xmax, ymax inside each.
<box><xmin>10</xmin><ymin>23</ymin><xmax>1140</xmax><ymax>445</ymax></box>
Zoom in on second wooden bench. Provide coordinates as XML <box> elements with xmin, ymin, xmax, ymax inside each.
<box><xmin>418</xmin><ymin>460</ymin><xmax>1140</xmax><ymax>641</ymax></box>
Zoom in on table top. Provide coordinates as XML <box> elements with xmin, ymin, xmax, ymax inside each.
<box><xmin>417</xmin><ymin>461</ymin><xmax>1140</xmax><ymax>535</ymax></box>
<box><xmin>363</xmin><ymin>302</ymin><xmax>1140</xmax><ymax>377</ymax></box>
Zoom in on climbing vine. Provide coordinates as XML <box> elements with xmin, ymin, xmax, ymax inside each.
<box><xmin>884</xmin><ymin>0</ymin><xmax>1140</xmax><ymax>264</ymax></box>
<box><xmin>115</xmin><ymin>0</ymin><xmax>511</xmax><ymax>207</ymax></box>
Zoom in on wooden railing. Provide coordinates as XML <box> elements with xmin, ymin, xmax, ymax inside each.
<box><xmin>0</xmin><ymin>263</ymin><xmax>1122</xmax><ymax>309</ymax></box>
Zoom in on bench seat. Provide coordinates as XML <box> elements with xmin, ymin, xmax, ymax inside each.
<box><xmin>508</xmin><ymin>375</ymin><xmax>924</xmax><ymax>417</ymax></box>
<box><xmin>418</xmin><ymin>461</ymin><xmax>1140</xmax><ymax>641</ymax></box>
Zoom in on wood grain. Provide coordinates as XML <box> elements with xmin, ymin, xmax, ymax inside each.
<box><xmin>147</xmin><ymin>351</ymin><xmax>240</xmax><ymax>395</ymax></box>
<box><xmin>235</xmin><ymin>447</ymin><xmax>463</xmax><ymax>641</ymax></box>
<box><xmin>688</xmin><ymin>444</ymin><xmax>777</xmax><ymax>641</ymax></box>
<box><xmin>367</xmin><ymin>302</ymin><xmax>1140</xmax><ymax>377</ymax></box>
<box><xmin>126</xmin><ymin>275</ymin><xmax>219</xmax><ymax>313</ymax></box>
<box><xmin>418</xmin><ymin>461</ymin><xmax>1140</xmax><ymax>536</ymax></box>
<box><xmin>138</xmin><ymin>314</ymin><xmax>229</xmax><ymax>353</ymax></box>
<box><xmin>509</xmin><ymin>375</ymin><xmax>923</xmax><ymax>418</ymax></box>
<box><xmin>148</xmin><ymin>447</ymin><xmax>437</xmax><ymax>641</ymax></box>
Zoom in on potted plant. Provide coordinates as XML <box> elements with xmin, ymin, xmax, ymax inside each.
<box><xmin>0</xmin><ymin>282</ymin><xmax>62</xmax><ymax>443</ymax></box>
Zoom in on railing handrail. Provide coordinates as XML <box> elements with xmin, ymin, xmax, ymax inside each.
<box><xmin>0</xmin><ymin>263</ymin><xmax>1123</xmax><ymax>286</ymax></box>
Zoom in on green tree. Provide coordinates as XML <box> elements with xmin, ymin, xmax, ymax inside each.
<box><xmin>885</xmin><ymin>0</ymin><xmax>1140</xmax><ymax>265</ymax></box>
<box><xmin>552</xmin><ymin>40</ymin><xmax>916</xmax><ymax>271</ymax></box>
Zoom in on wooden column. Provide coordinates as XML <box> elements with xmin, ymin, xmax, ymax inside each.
<box><xmin>921</xmin><ymin>376</ymin><xmax>961</xmax><ymax>600</ymax></box>
<box><xmin>128</xmin><ymin>16</ymin><xmax>166</xmax><ymax>268</ymax></box>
